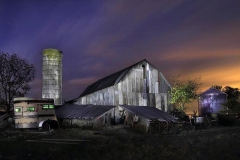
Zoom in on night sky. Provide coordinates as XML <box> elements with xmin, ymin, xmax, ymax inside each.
<box><xmin>1</xmin><ymin>0</ymin><xmax>240</xmax><ymax>104</ymax></box>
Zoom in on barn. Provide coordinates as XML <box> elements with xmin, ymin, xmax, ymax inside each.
<box><xmin>199</xmin><ymin>87</ymin><xmax>227</xmax><ymax>116</ymax></box>
<box><xmin>69</xmin><ymin>59</ymin><xmax>172</xmax><ymax>123</ymax></box>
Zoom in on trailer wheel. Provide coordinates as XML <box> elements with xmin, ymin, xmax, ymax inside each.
<box><xmin>43</xmin><ymin>122</ymin><xmax>51</xmax><ymax>131</ymax></box>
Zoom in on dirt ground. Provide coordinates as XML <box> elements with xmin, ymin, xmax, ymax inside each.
<box><xmin>0</xmin><ymin>125</ymin><xmax>240</xmax><ymax>160</ymax></box>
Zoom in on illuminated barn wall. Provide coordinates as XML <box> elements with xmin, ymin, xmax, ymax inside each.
<box><xmin>73</xmin><ymin>60</ymin><xmax>171</xmax><ymax>121</ymax></box>
<box><xmin>42</xmin><ymin>49</ymin><xmax>63</xmax><ymax>105</ymax></box>
<box><xmin>199</xmin><ymin>88</ymin><xmax>226</xmax><ymax>116</ymax></box>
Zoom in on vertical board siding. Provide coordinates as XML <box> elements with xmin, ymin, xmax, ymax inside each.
<box><xmin>75</xmin><ymin>61</ymin><xmax>171</xmax><ymax>112</ymax></box>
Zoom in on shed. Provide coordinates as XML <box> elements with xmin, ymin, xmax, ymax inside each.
<box><xmin>56</xmin><ymin>104</ymin><xmax>115</xmax><ymax>128</ymax></box>
<box><xmin>199</xmin><ymin>88</ymin><xmax>227</xmax><ymax>116</ymax></box>
<box><xmin>119</xmin><ymin>105</ymin><xmax>178</xmax><ymax>133</ymax></box>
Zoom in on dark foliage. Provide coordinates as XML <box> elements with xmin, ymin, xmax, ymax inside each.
<box><xmin>222</xmin><ymin>86</ymin><xmax>240</xmax><ymax>113</ymax></box>
<box><xmin>217</xmin><ymin>114</ymin><xmax>235</xmax><ymax>126</ymax></box>
<box><xmin>0</xmin><ymin>53</ymin><xmax>35</xmax><ymax>112</ymax></box>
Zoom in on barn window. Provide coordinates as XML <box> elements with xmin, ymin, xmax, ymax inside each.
<box><xmin>27</xmin><ymin>107</ymin><xmax>35</xmax><ymax>111</ymax></box>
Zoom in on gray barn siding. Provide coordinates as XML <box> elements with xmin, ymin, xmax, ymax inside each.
<box><xmin>75</xmin><ymin>61</ymin><xmax>171</xmax><ymax>112</ymax></box>
<box><xmin>76</xmin><ymin>87</ymin><xmax>115</xmax><ymax>105</ymax></box>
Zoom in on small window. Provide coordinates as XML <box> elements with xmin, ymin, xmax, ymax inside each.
<box><xmin>43</xmin><ymin>105</ymin><xmax>49</xmax><ymax>109</ymax></box>
<box><xmin>27</xmin><ymin>107</ymin><xmax>35</xmax><ymax>111</ymax></box>
<box><xmin>49</xmin><ymin>105</ymin><xmax>54</xmax><ymax>109</ymax></box>
<box><xmin>42</xmin><ymin>104</ymin><xmax>54</xmax><ymax>109</ymax></box>
<box><xmin>15</xmin><ymin>108</ymin><xmax>21</xmax><ymax>112</ymax></box>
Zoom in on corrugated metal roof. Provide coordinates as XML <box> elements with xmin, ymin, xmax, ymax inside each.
<box><xmin>56</xmin><ymin>104</ymin><xmax>115</xmax><ymax>119</ymax></box>
<box><xmin>200</xmin><ymin>87</ymin><xmax>226</xmax><ymax>96</ymax></box>
<box><xmin>79</xmin><ymin>59</ymin><xmax>159</xmax><ymax>97</ymax></box>
<box><xmin>120</xmin><ymin>105</ymin><xmax>178</xmax><ymax>122</ymax></box>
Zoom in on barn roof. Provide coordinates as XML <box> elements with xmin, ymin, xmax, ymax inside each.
<box><xmin>200</xmin><ymin>87</ymin><xmax>226</xmax><ymax>96</ymax></box>
<box><xmin>77</xmin><ymin>59</ymin><xmax>171</xmax><ymax>98</ymax></box>
<box><xmin>120</xmin><ymin>105</ymin><xmax>178</xmax><ymax>122</ymax></box>
<box><xmin>79</xmin><ymin>59</ymin><xmax>148</xmax><ymax>97</ymax></box>
<box><xmin>55</xmin><ymin>104</ymin><xmax>115</xmax><ymax>119</ymax></box>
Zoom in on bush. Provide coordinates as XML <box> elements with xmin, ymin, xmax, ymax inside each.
<box><xmin>217</xmin><ymin>114</ymin><xmax>235</xmax><ymax>126</ymax></box>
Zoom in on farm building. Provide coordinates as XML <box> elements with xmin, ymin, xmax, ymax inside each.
<box><xmin>199</xmin><ymin>88</ymin><xmax>227</xmax><ymax>116</ymax></box>
<box><xmin>55</xmin><ymin>104</ymin><xmax>115</xmax><ymax>128</ymax></box>
<box><xmin>119</xmin><ymin>105</ymin><xmax>178</xmax><ymax>133</ymax></box>
<box><xmin>70</xmin><ymin>59</ymin><xmax>172</xmax><ymax>123</ymax></box>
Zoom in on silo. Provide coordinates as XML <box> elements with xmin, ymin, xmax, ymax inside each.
<box><xmin>198</xmin><ymin>88</ymin><xmax>226</xmax><ymax>116</ymax></box>
<box><xmin>42</xmin><ymin>49</ymin><xmax>63</xmax><ymax>105</ymax></box>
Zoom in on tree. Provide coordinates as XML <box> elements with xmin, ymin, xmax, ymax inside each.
<box><xmin>222</xmin><ymin>86</ymin><xmax>240</xmax><ymax>113</ymax></box>
<box><xmin>0</xmin><ymin>53</ymin><xmax>35</xmax><ymax>112</ymax></box>
<box><xmin>168</xmin><ymin>76</ymin><xmax>202</xmax><ymax>114</ymax></box>
<box><xmin>212</xmin><ymin>85</ymin><xmax>222</xmax><ymax>91</ymax></box>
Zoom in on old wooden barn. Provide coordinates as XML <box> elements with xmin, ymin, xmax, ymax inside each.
<box><xmin>69</xmin><ymin>59</ymin><xmax>172</xmax><ymax>123</ymax></box>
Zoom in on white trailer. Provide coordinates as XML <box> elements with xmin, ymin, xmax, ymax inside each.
<box><xmin>14</xmin><ymin>97</ymin><xmax>58</xmax><ymax>130</ymax></box>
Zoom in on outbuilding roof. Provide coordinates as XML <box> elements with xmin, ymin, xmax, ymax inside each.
<box><xmin>55</xmin><ymin>104</ymin><xmax>115</xmax><ymax>120</ymax></box>
<box><xmin>200</xmin><ymin>87</ymin><xmax>226</xmax><ymax>96</ymax></box>
<box><xmin>120</xmin><ymin>105</ymin><xmax>178</xmax><ymax>122</ymax></box>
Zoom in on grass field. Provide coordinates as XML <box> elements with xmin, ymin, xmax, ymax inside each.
<box><xmin>0</xmin><ymin>125</ymin><xmax>240</xmax><ymax>160</ymax></box>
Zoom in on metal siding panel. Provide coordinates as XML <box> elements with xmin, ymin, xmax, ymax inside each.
<box><xmin>114</xmin><ymin>91</ymin><xmax>119</xmax><ymax>106</ymax></box>
<box><xmin>133</xmin><ymin>70</ymin><xmax>136</xmax><ymax>92</ymax></box>
<box><xmin>119</xmin><ymin>91</ymin><xmax>123</xmax><ymax>105</ymax></box>
<box><xmin>155</xmin><ymin>94</ymin><xmax>161</xmax><ymax>110</ymax></box>
<box><xmin>164</xmin><ymin>94</ymin><xmax>168</xmax><ymax>112</ymax></box>
<box><xmin>138</xmin><ymin>93</ymin><xmax>143</xmax><ymax>106</ymax></box>
<box><xmin>135</xmin><ymin>93</ymin><xmax>139</xmax><ymax>106</ymax></box>
<box><xmin>155</xmin><ymin>82</ymin><xmax>159</xmax><ymax>93</ymax></box>
<box><xmin>139</xmin><ymin>70</ymin><xmax>143</xmax><ymax>93</ymax></box>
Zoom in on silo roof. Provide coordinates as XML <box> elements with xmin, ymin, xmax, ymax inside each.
<box><xmin>200</xmin><ymin>87</ymin><xmax>226</xmax><ymax>96</ymax></box>
<box><xmin>42</xmin><ymin>48</ymin><xmax>63</xmax><ymax>59</ymax></box>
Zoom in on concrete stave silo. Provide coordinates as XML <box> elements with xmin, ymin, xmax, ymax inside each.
<box><xmin>42</xmin><ymin>48</ymin><xmax>63</xmax><ymax>105</ymax></box>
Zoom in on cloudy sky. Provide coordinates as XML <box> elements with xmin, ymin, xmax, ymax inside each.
<box><xmin>0</xmin><ymin>0</ymin><xmax>240</xmax><ymax>103</ymax></box>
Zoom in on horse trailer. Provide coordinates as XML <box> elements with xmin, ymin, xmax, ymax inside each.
<box><xmin>14</xmin><ymin>97</ymin><xmax>58</xmax><ymax>130</ymax></box>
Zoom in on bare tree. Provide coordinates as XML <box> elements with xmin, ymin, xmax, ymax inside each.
<box><xmin>0</xmin><ymin>53</ymin><xmax>35</xmax><ymax>112</ymax></box>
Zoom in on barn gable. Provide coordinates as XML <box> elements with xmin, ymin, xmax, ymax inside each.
<box><xmin>77</xmin><ymin>59</ymin><xmax>170</xmax><ymax>95</ymax></box>
<box><xmin>72</xmin><ymin>59</ymin><xmax>171</xmax><ymax>113</ymax></box>
<box><xmin>79</xmin><ymin>59</ymin><xmax>170</xmax><ymax>97</ymax></box>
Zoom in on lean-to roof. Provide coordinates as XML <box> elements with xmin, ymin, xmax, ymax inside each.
<box><xmin>55</xmin><ymin>104</ymin><xmax>115</xmax><ymax>119</ymax></box>
<box><xmin>120</xmin><ymin>105</ymin><xmax>178</xmax><ymax>122</ymax></box>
